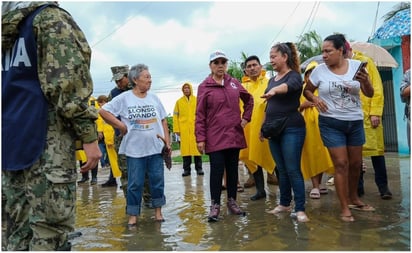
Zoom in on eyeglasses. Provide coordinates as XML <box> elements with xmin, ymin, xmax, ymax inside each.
<box><xmin>212</xmin><ymin>59</ymin><xmax>227</xmax><ymax>65</ymax></box>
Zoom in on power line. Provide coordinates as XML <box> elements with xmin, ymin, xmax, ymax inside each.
<box><xmin>90</xmin><ymin>2</ymin><xmax>152</xmax><ymax>48</ymax></box>
<box><xmin>307</xmin><ymin>2</ymin><xmax>320</xmax><ymax>33</ymax></box>
<box><xmin>299</xmin><ymin>2</ymin><xmax>318</xmax><ymax>37</ymax></box>
<box><xmin>261</xmin><ymin>2</ymin><xmax>301</xmax><ymax>57</ymax></box>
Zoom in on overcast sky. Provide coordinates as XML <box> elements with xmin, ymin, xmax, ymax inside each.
<box><xmin>59</xmin><ymin>1</ymin><xmax>401</xmax><ymax>114</ymax></box>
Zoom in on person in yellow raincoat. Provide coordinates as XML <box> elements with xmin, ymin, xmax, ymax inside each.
<box><xmin>239</xmin><ymin>55</ymin><xmax>277</xmax><ymax>201</ymax></box>
<box><xmin>173</xmin><ymin>82</ymin><xmax>204</xmax><ymax>176</ymax></box>
<box><xmin>299</xmin><ymin>61</ymin><xmax>334</xmax><ymax>199</ymax></box>
<box><xmin>96</xmin><ymin>95</ymin><xmax>122</xmax><ymax>179</ymax></box>
<box><xmin>346</xmin><ymin>44</ymin><xmax>392</xmax><ymax>199</ymax></box>
<box><xmin>77</xmin><ymin>96</ymin><xmax>101</xmax><ymax>184</ymax></box>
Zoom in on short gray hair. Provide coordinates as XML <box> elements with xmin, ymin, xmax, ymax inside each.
<box><xmin>128</xmin><ymin>64</ymin><xmax>149</xmax><ymax>86</ymax></box>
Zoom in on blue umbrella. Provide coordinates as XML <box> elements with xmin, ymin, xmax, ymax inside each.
<box><xmin>372</xmin><ymin>9</ymin><xmax>410</xmax><ymax>39</ymax></box>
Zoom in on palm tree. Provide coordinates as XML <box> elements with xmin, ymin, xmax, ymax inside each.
<box><xmin>227</xmin><ymin>51</ymin><xmax>249</xmax><ymax>82</ymax></box>
<box><xmin>382</xmin><ymin>2</ymin><xmax>410</xmax><ymax>22</ymax></box>
<box><xmin>296</xmin><ymin>30</ymin><xmax>323</xmax><ymax>63</ymax></box>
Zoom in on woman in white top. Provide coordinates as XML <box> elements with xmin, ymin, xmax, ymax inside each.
<box><xmin>303</xmin><ymin>34</ymin><xmax>374</xmax><ymax>222</ymax></box>
<box><xmin>99</xmin><ymin>64</ymin><xmax>170</xmax><ymax>226</ymax></box>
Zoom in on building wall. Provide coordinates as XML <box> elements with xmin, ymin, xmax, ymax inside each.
<box><xmin>371</xmin><ymin>36</ymin><xmax>410</xmax><ymax>154</ymax></box>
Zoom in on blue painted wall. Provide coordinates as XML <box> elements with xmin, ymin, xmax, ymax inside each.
<box><xmin>370</xmin><ymin>37</ymin><xmax>410</xmax><ymax>154</ymax></box>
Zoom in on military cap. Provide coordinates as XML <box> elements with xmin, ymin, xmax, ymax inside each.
<box><xmin>111</xmin><ymin>65</ymin><xmax>129</xmax><ymax>81</ymax></box>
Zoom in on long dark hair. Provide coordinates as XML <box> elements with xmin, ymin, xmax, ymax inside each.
<box><xmin>271</xmin><ymin>42</ymin><xmax>301</xmax><ymax>74</ymax></box>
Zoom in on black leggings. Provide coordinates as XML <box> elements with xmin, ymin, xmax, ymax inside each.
<box><xmin>209</xmin><ymin>148</ymin><xmax>240</xmax><ymax>205</ymax></box>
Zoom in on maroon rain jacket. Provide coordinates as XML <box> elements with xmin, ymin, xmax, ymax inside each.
<box><xmin>195</xmin><ymin>73</ymin><xmax>254</xmax><ymax>153</ymax></box>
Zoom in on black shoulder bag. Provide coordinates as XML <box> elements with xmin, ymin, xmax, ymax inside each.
<box><xmin>261</xmin><ymin>117</ymin><xmax>288</xmax><ymax>139</ymax></box>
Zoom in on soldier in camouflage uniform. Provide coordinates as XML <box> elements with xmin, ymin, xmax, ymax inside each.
<box><xmin>2</xmin><ymin>2</ymin><xmax>101</xmax><ymax>251</ymax></box>
<box><xmin>102</xmin><ymin>66</ymin><xmax>131</xmax><ymax>193</ymax></box>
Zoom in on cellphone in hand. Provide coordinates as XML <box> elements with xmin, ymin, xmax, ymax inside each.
<box><xmin>353</xmin><ymin>61</ymin><xmax>367</xmax><ymax>80</ymax></box>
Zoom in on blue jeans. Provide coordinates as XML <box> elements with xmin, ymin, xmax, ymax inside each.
<box><xmin>318</xmin><ymin>116</ymin><xmax>365</xmax><ymax>147</ymax></box>
<box><xmin>268</xmin><ymin>127</ymin><xmax>306</xmax><ymax>212</ymax></box>
<box><xmin>126</xmin><ymin>154</ymin><xmax>166</xmax><ymax>216</ymax></box>
<box><xmin>98</xmin><ymin>142</ymin><xmax>109</xmax><ymax>167</ymax></box>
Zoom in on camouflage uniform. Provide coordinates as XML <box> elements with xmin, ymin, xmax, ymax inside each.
<box><xmin>107</xmin><ymin>66</ymin><xmax>131</xmax><ymax>196</ymax></box>
<box><xmin>2</xmin><ymin>2</ymin><xmax>97</xmax><ymax>251</ymax></box>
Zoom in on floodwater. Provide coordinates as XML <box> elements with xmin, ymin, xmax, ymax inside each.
<box><xmin>70</xmin><ymin>153</ymin><xmax>410</xmax><ymax>251</ymax></box>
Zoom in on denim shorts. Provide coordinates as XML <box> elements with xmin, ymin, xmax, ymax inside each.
<box><xmin>318</xmin><ymin>115</ymin><xmax>365</xmax><ymax>147</ymax></box>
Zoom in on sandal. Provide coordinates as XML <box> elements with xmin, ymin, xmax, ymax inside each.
<box><xmin>266</xmin><ymin>205</ymin><xmax>291</xmax><ymax>214</ymax></box>
<box><xmin>309</xmin><ymin>188</ymin><xmax>320</xmax><ymax>199</ymax></box>
<box><xmin>340</xmin><ymin>215</ymin><xmax>355</xmax><ymax>222</ymax></box>
<box><xmin>319</xmin><ymin>186</ymin><xmax>328</xmax><ymax>195</ymax></box>
<box><xmin>348</xmin><ymin>204</ymin><xmax>375</xmax><ymax>212</ymax></box>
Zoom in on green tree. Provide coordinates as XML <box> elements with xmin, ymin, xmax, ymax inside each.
<box><xmin>296</xmin><ymin>30</ymin><xmax>323</xmax><ymax>63</ymax></box>
<box><xmin>227</xmin><ymin>51</ymin><xmax>249</xmax><ymax>82</ymax></box>
<box><xmin>166</xmin><ymin>114</ymin><xmax>173</xmax><ymax>133</ymax></box>
<box><xmin>382</xmin><ymin>2</ymin><xmax>410</xmax><ymax>22</ymax></box>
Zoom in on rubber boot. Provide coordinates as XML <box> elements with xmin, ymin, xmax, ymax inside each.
<box><xmin>195</xmin><ymin>156</ymin><xmax>204</xmax><ymax>175</ymax></box>
<box><xmin>182</xmin><ymin>156</ymin><xmax>191</xmax><ymax>176</ymax></box>
<box><xmin>250</xmin><ymin>167</ymin><xmax>266</xmax><ymax>201</ymax></box>
<box><xmin>371</xmin><ymin>155</ymin><xmax>392</xmax><ymax>199</ymax></box>
<box><xmin>91</xmin><ymin>164</ymin><xmax>98</xmax><ymax>185</ymax></box>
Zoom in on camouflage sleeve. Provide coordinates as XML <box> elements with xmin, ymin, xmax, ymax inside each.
<box><xmin>35</xmin><ymin>6</ymin><xmax>98</xmax><ymax>143</ymax></box>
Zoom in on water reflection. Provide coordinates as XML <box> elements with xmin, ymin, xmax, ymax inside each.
<box><xmin>71</xmin><ymin>154</ymin><xmax>410</xmax><ymax>251</ymax></box>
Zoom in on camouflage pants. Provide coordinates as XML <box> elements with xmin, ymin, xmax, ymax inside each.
<box><xmin>2</xmin><ymin>161</ymin><xmax>75</xmax><ymax>251</ymax></box>
<box><xmin>115</xmin><ymin>135</ymin><xmax>151</xmax><ymax>202</ymax></box>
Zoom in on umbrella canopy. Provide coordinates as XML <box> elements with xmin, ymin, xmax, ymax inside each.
<box><xmin>350</xmin><ymin>42</ymin><xmax>398</xmax><ymax>68</ymax></box>
<box><xmin>300</xmin><ymin>55</ymin><xmax>323</xmax><ymax>71</ymax></box>
<box><xmin>372</xmin><ymin>9</ymin><xmax>410</xmax><ymax>39</ymax></box>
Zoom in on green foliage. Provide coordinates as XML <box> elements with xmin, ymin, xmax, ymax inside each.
<box><xmin>296</xmin><ymin>30</ymin><xmax>323</xmax><ymax>63</ymax></box>
<box><xmin>227</xmin><ymin>60</ymin><xmax>244</xmax><ymax>82</ymax></box>
<box><xmin>172</xmin><ymin>154</ymin><xmax>209</xmax><ymax>163</ymax></box>
<box><xmin>227</xmin><ymin>51</ymin><xmax>250</xmax><ymax>82</ymax></box>
<box><xmin>166</xmin><ymin>115</ymin><xmax>173</xmax><ymax>133</ymax></box>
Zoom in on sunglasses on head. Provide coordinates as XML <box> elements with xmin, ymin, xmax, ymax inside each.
<box><xmin>212</xmin><ymin>59</ymin><xmax>227</xmax><ymax>65</ymax></box>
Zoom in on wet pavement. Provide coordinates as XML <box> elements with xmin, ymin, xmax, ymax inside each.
<box><xmin>69</xmin><ymin>152</ymin><xmax>410</xmax><ymax>251</ymax></box>
<box><xmin>2</xmin><ymin>153</ymin><xmax>409</xmax><ymax>250</ymax></box>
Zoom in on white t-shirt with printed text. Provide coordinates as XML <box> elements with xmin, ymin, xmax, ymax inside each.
<box><xmin>102</xmin><ymin>90</ymin><xmax>168</xmax><ymax>158</ymax></box>
<box><xmin>309</xmin><ymin>59</ymin><xmax>364</xmax><ymax>121</ymax></box>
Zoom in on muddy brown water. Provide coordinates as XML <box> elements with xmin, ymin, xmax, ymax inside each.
<box><xmin>4</xmin><ymin>153</ymin><xmax>408</xmax><ymax>250</ymax></box>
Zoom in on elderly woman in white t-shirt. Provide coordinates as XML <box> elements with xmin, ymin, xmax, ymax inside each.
<box><xmin>99</xmin><ymin>63</ymin><xmax>170</xmax><ymax>226</ymax></box>
<box><xmin>303</xmin><ymin>34</ymin><xmax>374</xmax><ymax>222</ymax></box>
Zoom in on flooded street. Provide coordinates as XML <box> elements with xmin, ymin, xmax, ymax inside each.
<box><xmin>70</xmin><ymin>153</ymin><xmax>409</xmax><ymax>250</ymax></box>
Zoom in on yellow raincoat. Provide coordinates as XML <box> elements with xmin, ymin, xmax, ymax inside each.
<box><xmin>98</xmin><ymin>118</ymin><xmax>121</xmax><ymax>178</ymax></box>
<box><xmin>239</xmin><ymin>70</ymin><xmax>275</xmax><ymax>174</ymax></box>
<box><xmin>353</xmin><ymin>51</ymin><xmax>385</xmax><ymax>156</ymax></box>
<box><xmin>173</xmin><ymin>82</ymin><xmax>201</xmax><ymax>156</ymax></box>
<box><xmin>299</xmin><ymin>63</ymin><xmax>334</xmax><ymax>179</ymax></box>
